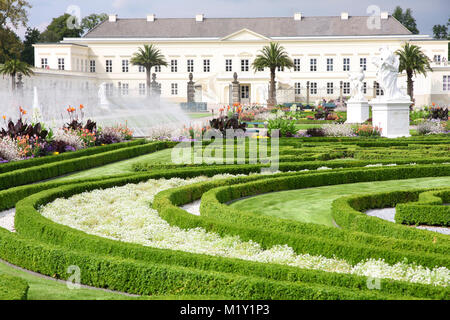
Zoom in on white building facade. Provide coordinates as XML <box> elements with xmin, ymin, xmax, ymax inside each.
<box><xmin>33</xmin><ymin>13</ymin><xmax>450</xmax><ymax>106</ymax></box>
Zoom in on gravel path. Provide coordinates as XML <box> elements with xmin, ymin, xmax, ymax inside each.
<box><xmin>0</xmin><ymin>208</ymin><xmax>15</xmax><ymax>232</ymax></box>
<box><xmin>365</xmin><ymin>207</ymin><xmax>450</xmax><ymax>235</ymax></box>
<box><xmin>180</xmin><ymin>200</ymin><xmax>201</xmax><ymax>216</ymax></box>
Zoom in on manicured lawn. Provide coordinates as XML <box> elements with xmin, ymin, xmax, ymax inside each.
<box><xmin>0</xmin><ymin>260</ymin><xmax>140</xmax><ymax>300</ymax></box>
<box><xmin>188</xmin><ymin>113</ymin><xmax>211</xmax><ymax>119</ymax></box>
<box><xmin>230</xmin><ymin>176</ymin><xmax>450</xmax><ymax>227</ymax></box>
<box><xmin>57</xmin><ymin>148</ymin><xmax>174</xmax><ymax>181</ymax></box>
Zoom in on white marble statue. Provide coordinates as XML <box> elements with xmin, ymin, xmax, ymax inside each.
<box><xmin>372</xmin><ymin>47</ymin><xmax>409</xmax><ymax>101</ymax></box>
<box><xmin>98</xmin><ymin>83</ymin><xmax>110</xmax><ymax>110</ymax></box>
<box><xmin>348</xmin><ymin>67</ymin><xmax>366</xmax><ymax>101</ymax></box>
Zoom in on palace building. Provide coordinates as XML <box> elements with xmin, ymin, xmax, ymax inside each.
<box><xmin>33</xmin><ymin>12</ymin><xmax>450</xmax><ymax>106</ymax></box>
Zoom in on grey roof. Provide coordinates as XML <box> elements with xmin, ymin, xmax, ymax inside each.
<box><xmin>83</xmin><ymin>16</ymin><xmax>412</xmax><ymax>39</ymax></box>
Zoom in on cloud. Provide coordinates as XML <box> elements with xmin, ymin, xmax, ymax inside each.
<box><xmin>112</xmin><ymin>0</ymin><xmax>130</xmax><ymax>9</ymax></box>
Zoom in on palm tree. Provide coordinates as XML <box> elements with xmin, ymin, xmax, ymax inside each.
<box><xmin>252</xmin><ymin>42</ymin><xmax>294</xmax><ymax>107</ymax></box>
<box><xmin>130</xmin><ymin>44</ymin><xmax>167</xmax><ymax>96</ymax></box>
<box><xmin>0</xmin><ymin>59</ymin><xmax>34</xmax><ymax>91</ymax></box>
<box><xmin>395</xmin><ymin>42</ymin><xmax>431</xmax><ymax>102</ymax></box>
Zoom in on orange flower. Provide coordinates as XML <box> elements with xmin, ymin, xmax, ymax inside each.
<box><xmin>79</xmin><ymin>104</ymin><xmax>84</xmax><ymax>110</ymax></box>
<box><xmin>2</xmin><ymin>115</ymin><xmax>5</xmax><ymax>120</ymax></box>
<box><xmin>22</xmin><ymin>110</ymin><xmax>27</xmax><ymax>115</ymax></box>
<box><xmin>432</xmin><ymin>102</ymin><xmax>436</xmax><ymax>107</ymax></box>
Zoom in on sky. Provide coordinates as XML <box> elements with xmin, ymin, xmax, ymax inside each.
<box><xmin>15</xmin><ymin>0</ymin><xmax>450</xmax><ymax>38</ymax></box>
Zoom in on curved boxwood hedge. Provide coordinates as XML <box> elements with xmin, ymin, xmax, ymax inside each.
<box><xmin>332</xmin><ymin>188</ymin><xmax>450</xmax><ymax>241</ymax></box>
<box><xmin>0</xmin><ymin>273</ymin><xmax>29</xmax><ymax>300</ymax></box>
<box><xmin>396</xmin><ymin>189</ymin><xmax>450</xmax><ymax>226</ymax></box>
<box><xmin>153</xmin><ymin>165</ymin><xmax>450</xmax><ymax>268</ymax></box>
<box><xmin>0</xmin><ymin>140</ymin><xmax>175</xmax><ymax>190</ymax></box>
<box><xmin>0</xmin><ymin>139</ymin><xmax>147</xmax><ymax>174</ymax></box>
<box><xmin>5</xmin><ymin>167</ymin><xmax>448</xmax><ymax>299</ymax></box>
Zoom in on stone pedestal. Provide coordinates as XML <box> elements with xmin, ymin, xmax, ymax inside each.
<box><xmin>231</xmin><ymin>72</ymin><xmax>240</xmax><ymax>105</ymax></box>
<box><xmin>370</xmin><ymin>100</ymin><xmax>412</xmax><ymax>138</ymax></box>
<box><xmin>346</xmin><ymin>100</ymin><xmax>370</xmax><ymax>123</ymax></box>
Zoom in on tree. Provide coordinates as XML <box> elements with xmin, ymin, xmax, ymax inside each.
<box><xmin>0</xmin><ymin>58</ymin><xmax>34</xmax><ymax>91</ymax></box>
<box><xmin>130</xmin><ymin>44</ymin><xmax>168</xmax><ymax>96</ymax></box>
<box><xmin>0</xmin><ymin>0</ymin><xmax>31</xmax><ymax>29</ymax></box>
<box><xmin>39</xmin><ymin>13</ymin><xmax>83</xmax><ymax>43</ymax></box>
<box><xmin>432</xmin><ymin>24</ymin><xmax>448</xmax><ymax>39</ymax></box>
<box><xmin>0</xmin><ymin>27</ymin><xmax>22</xmax><ymax>63</ymax></box>
<box><xmin>396</xmin><ymin>43</ymin><xmax>431</xmax><ymax>102</ymax></box>
<box><xmin>21</xmin><ymin>27</ymin><xmax>40</xmax><ymax>65</ymax></box>
<box><xmin>81</xmin><ymin>13</ymin><xmax>108</xmax><ymax>33</ymax></box>
<box><xmin>392</xmin><ymin>6</ymin><xmax>419</xmax><ymax>34</ymax></box>
<box><xmin>252</xmin><ymin>42</ymin><xmax>294</xmax><ymax>107</ymax></box>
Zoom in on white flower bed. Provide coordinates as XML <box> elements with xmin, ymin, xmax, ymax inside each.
<box><xmin>39</xmin><ymin>175</ymin><xmax>449</xmax><ymax>287</ymax></box>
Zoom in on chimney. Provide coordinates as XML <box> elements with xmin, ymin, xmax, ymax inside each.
<box><xmin>147</xmin><ymin>14</ymin><xmax>155</xmax><ymax>22</ymax></box>
<box><xmin>109</xmin><ymin>14</ymin><xmax>117</xmax><ymax>22</ymax></box>
<box><xmin>381</xmin><ymin>12</ymin><xmax>388</xmax><ymax>20</ymax></box>
<box><xmin>294</xmin><ymin>13</ymin><xmax>302</xmax><ymax>21</ymax></box>
<box><xmin>196</xmin><ymin>14</ymin><xmax>204</xmax><ymax>22</ymax></box>
<box><xmin>340</xmin><ymin>12</ymin><xmax>349</xmax><ymax>20</ymax></box>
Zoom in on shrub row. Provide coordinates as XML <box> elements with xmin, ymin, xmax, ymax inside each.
<box><xmin>0</xmin><ymin>141</ymin><xmax>175</xmax><ymax>190</ymax></box>
<box><xmin>2</xmin><ymin>217</ymin><xmax>415</xmax><ymax>300</ymax></box>
<box><xmin>0</xmin><ymin>273</ymin><xmax>29</xmax><ymax>300</ymax></box>
<box><xmin>332</xmin><ymin>189</ymin><xmax>450</xmax><ymax>240</ymax></box>
<box><xmin>396</xmin><ymin>189</ymin><xmax>450</xmax><ymax>226</ymax></box>
<box><xmin>9</xmin><ymin>174</ymin><xmax>446</xmax><ymax>299</ymax></box>
<box><xmin>0</xmin><ymin>139</ymin><xmax>147</xmax><ymax>174</ymax></box>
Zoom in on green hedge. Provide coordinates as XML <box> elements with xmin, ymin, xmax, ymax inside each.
<box><xmin>0</xmin><ymin>225</ymin><xmax>413</xmax><ymax>300</ymax></box>
<box><xmin>8</xmin><ymin>174</ymin><xmax>447</xmax><ymax>299</ymax></box>
<box><xmin>396</xmin><ymin>189</ymin><xmax>450</xmax><ymax>226</ymax></box>
<box><xmin>0</xmin><ymin>139</ymin><xmax>147</xmax><ymax>174</ymax></box>
<box><xmin>0</xmin><ymin>141</ymin><xmax>175</xmax><ymax>190</ymax></box>
<box><xmin>152</xmin><ymin>165</ymin><xmax>450</xmax><ymax>268</ymax></box>
<box><xmin>332</xmin><ymin>189</ymin><xmax>450</xmax><ymax>240</ymax></box>
<box><xmin>0</xmin><ymin>273</ymin><xmax>29</xmax><ymax>300</ymax></box>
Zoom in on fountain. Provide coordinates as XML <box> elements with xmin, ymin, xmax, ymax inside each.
<box><xmin>98</xmin><ymin>83</ymin><xmax>110</xmax><ymax>110</ymax></box>
<box><xmin>32</xmin><ymin>87</ymin><xmax>43</xmax><ymax>123</ymax></box>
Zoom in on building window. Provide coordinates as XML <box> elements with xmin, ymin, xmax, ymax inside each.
<box><xmin>343</xmin><ymin>58</ymin><xmax>350</xmax><ymax>71</ymax></box>
<box><xmin>240</xmin><ymin>85</ymin><xmax>249</xmax><ymax>99</ymax></box>
<box><xmin>139</xmin><ymin>83</ymin><xmax>146</xmax><ymax>95</ymax></box>
<box><xmin>90</xmin><ymin>60</ymin><xmax>96</xmax><ymax>73</ymax></box>
<box><xmin>241</xmin><ymin>59</ymin><xmax>249</xmax><ymax>72</ymax></box>
<box><xmin>225</xmin><ymin>59</ymin><xmax>232</xmax><ymax>72</ymax></box>
<box><xmin>106</xmin><ymin>60</ymin><xmax>112</xmax><ymax>73</ymax></box>
<box><xmin>343</xmin><ymin>82</ymin><xmax>350</xmax><ymax>95</ymax></box>
<box><xmin>154</xmin><ymin>65</ymin><xmax>161</xmax><ymax>72</ymax></box>
<box><xmin>294</xmin><ymin>59</ymin><xmax>301</xmax><ymax>72</ymax></box>
<box><xmin>85</xmin><ymin>60</ymin><xmax>88</xmax><ymax>72</ymax></box>
<box><xmin>41</xmin><ymin>58</ymin><xmax>48</xmax><ymax>69</ymax></box>
<box><xmin>121</xmin><ymin>83</ymin><xmax>129</xmax><ymax>96</ymax></box>
<box><xmin>257</xmin><ymin>67</ymin><xmax>264</xmax><ymax>72</ymax></box>
<box><xmin>360</xmin><ymin>58</ymin><xmax>367</xmax><ymax>71</ymax></box>
<box><xmin>203</xmin><ymin>59</ymin><xmax>210</xmax><ymax>72</ymax></box>
<box><xmin>326</xmin><ymin>58</ymin><xmax>334</xmax><ymax>72</ymax></box>
<box><xmin>443</xmin><ymin>75</ymin><xmax>450</xmax><ymax>91</ymax></box>
<box><xmin>327</xmin><ymin>82</ymin><xmax>334</xmax><ymax>94</ymax></box>
<box><xmin>363</xmin><ymin>82</ymin><xmax>367</xmax><ymax>94</ymax></box>
<box><xmin>277</xmin><ymin>66</ymin><xmax>285</xmax><ymax>72</ymax></box>
<box><xmin>310</xmin><ymin>82</ymin><xmax>317</xmax><ymax>95</ymax></box>
<box><xmin>171</xmin><ymin>60</ymin><xmax>178</xmax><ymax>72</ymax></box>
<box><xmin>375</xmin><ymin>82</ymin><xmax>384</xmax><ymax>96</ymax></box>
<box><xmin>294</xmin><ymin>82</ymin><xmax>301</xmax><ymax>95</ymax></box>
<box><xmin>310</xmin><ymin>58</ymin><xmax>317</xmax><ymax>72</ymax></box>
<box><xmin>105</xmin><ymin>83</ymin><xmax>114</xmax><ymax>96</ymax></box>
<box><xmin>187</xmin><ymin>59</ymin><xmax>194</xmax><ymax>73</ymax></box>
<box><xmin>58</xmin><ymin>58</ymin><xmax>65</xmax><ymax>70</ymax></box>
<box><xmin>434</xmin><ymin>55</ymin><xmax>441</xmax><ymax>64</ymax></box>
<box><xmin>171</xmin><ymin>83</ymin><xmax>178</xmax><ymax>95</ymax></box>
<box><xmin>138</xmin><ymin>66</ymin><xmax>145</xmax><ymax>73</ymax></box>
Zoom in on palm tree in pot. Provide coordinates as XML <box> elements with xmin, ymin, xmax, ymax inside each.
<box><xmin>0</xmin><ymin>59</ymin><xmax>34</xmax><ymax>92</ymax></box>
<box><xmin>130</xmin><ymin>44</ymin><xmax>168</xmax><ymax>96</ymax></box>
<box><xmin>396</xmin><ymin>42</ymin><xmax>431</xmax><ymax>103</ymax></box>
<box><xmin>252</xmin><ymin>42</ymin><xmax>294</xmax><ymax>108</ymax></box>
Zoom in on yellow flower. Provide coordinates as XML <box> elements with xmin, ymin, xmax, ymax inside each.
<box><xmin>53</xmin><ymin>152</ymin><xmax>60</xmax><ymax>155</ymax></box>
